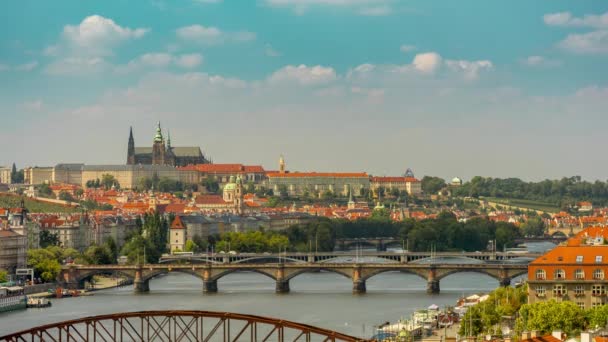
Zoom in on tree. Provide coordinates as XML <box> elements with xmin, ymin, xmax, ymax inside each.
<box><xmin>39</xmin><ymin>230</ymin><xmax>60</xmax><ymax>248</ymax></box>
<box><xmin>522</xmin><ymin>217</ymin><xmax>546</xmax><ymax>237</ymax></box>
<box><xmin>101</xmin><ymin>174</ymin><xmax>119</xmax><ymax>190</ymax></box>
<box><xmin>0</xmin><ymin>269</ymin><xmax>8</xmax><ymax>283</ymax></box>
<box><xmin>278</xmin><ymin>185</ymin><xmax>289</xmax><ymax>199</ymax></box>
<box><xmin>516</xmin><ymin>300</ymin><xmax>585</xmax><ymax>335</ymax></box>
<box><xmin>58</xmin><ymin>191</ymin><xmax>75</xmax><ymax>202</ymax></box>
<box><xmin>37</xmin><ymin>183</ymin><xmax>54</xmax><ymax>198</ymax></box>
<box><xmin>74</xmin><ymin>188</ymin><xmax>84</xmax><ymax>197</ymax></box>
<box><xmin>421</xmin><ymin>176</ymin><xmax>447</xmax><ymax>194</ymax></box>
<box><xmin>27</xmin><ymin>248</ymin><xmax>62</xmax><ymax>282</ymax></box>
<box><xmin>202</xmin><ymin>177</ymin><xmax>219</xmax><ymax>194</ymax></box>
<box><xmin>184</xmin><ymin>239</ymin><xmax>197</xmax><ymax>252</ymax></box>
<box><xmin>586</xmin><ymin>304</ymin><xmax>608</xmax><ymax>329</ymax></box>
<box><xmin>84</xmin><ymin>245</ymin><xmax>114</xmax><ymax>265</ymax></box>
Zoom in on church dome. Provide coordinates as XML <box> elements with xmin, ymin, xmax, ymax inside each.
<box><xmin>451</xmin><ymin>177</ymin><xmax>462</xmax><ymax>185</ymax></box>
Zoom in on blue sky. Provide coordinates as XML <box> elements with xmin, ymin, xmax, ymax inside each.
<box><xmin>1</xmin><ymin>0</ymin><xmax>607</xmax><ymax>180</ymax></box>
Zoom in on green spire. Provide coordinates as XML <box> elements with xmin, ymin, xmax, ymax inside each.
<box><xmin>167</xmin><ymin>130</ymin><xmax>171</xmax><ymax>147</ymax></box>
<box><xmin>154</xmin><ymin>121</ymin><xmax>163</xmax><ymax>143</ymax></box>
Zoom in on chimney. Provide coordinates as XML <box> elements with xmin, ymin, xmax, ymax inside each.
<box><xmin>551</xmin><ymin>330</ymin><xmax>563</xmax><ymax>341</ymax></box>
<box><xmin>531</xmin><ymin>331</ymin><xmax>540</xmax><ymax>338</ymax></box>
<box><xmin>580</xmin><ymin>332</ymin><xmax>591</xmax><ymax>342</ymax></box>
<box><xmin>522</xmin><ymin>332</ymin><xmax>531</xmax><ymax>340</ymax></box>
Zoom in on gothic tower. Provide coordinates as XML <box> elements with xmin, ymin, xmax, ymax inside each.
<box><xmin>127</xmin><ymin>126</ymin><xmax>135</xmax><ymax>165</ymax></box>
<box><xmin>152</xmin><ymin>122</ymin><xmax>166</xmax><ymax>165</ymax></box>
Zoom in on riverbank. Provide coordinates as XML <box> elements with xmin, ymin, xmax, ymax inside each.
<box><xmin>28</xmin><ymin>275</ymin><xmax>130</xmax><ymax>299</ymax></box>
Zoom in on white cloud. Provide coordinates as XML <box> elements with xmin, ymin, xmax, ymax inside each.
<box><xmin>445</xmin><ymin>59</ymin><xmax>493</xmax><ymax>80</ymax></box>
<box><xmin>399</xmin><ymin>45</ymin><xmax>416</xmax><ymax>53</ymax></box>
<box><xmin>0</xmin><ymin>64</ymin><xmax>9</xmax><ymax>71</ymax></box>
<box><xmin>268</xmin><ymin>64</ymin><xmax>337</xmax><ymax>85</ymax></box>
<box><xmin>21</xmin><ymin>100</ymin><xmax>44</xmax><ymax>111</ymax></box>
<box><xmin>520</xmin><ymin>56</ymin><xmax>561</xmax><ymax>68</ymax></box>
<box><xmin>358</xmin><ymin>5</ymin><xmax>391</xmax><ymax>16</ymax></box>
<box><xmin>45</xmin><ymin>57</ymin><xmax>111</xmax><ymax>75</ymax></box>
<box><xmin>175</xmin><ymin>53</ymin><xmax>204</xmax><ymax>68</ymax></box>
<box><xmin>265</xmin><ymin>44</ymin><xmax>282</xmax><ymax>57</ymax></box>
<box><xmin>558</xmin><ymin>30</ymin><xmax>608</xmax><ymax>54</ymax></box>
<box><xmin>15</xmin><ymin>61</ymin><xmax>39</xmax><ymax>71</ymax></box>
<box><xmin>176</xmin><ymin>25</ymin><xmax>255</xmax><ymax>44</ymax></box>
<box><xmin>62</xmin><ymin>15</ymin><xmax>149</xmax><ymax>55</ymax></box>
<box><xmin>264</xmin><ymin>0</ymin><xmax>392</xmax><ymax>16</ymax></box>
<box><xmin>138</xmin><ymin>53</ymin><xmax>173</xmax><ymax>67</ymax></box>
<box><xmin>544</xmin><ymin>11</ymin><xmax>608</xmax><ymax>29</ymax></box>
<box><xmin>412</xmin><ymin>52</ymin><xmax>442</xmax><ymax>74</ymax></box>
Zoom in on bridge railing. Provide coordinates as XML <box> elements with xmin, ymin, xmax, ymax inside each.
<box><xmin>0</xmin><ymin>310</ymin><xmax>370</xmax><ymax>342</ymax></box>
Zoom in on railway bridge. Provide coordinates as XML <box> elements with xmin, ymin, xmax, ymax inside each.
<box><xmin>59</xmin><ymin>262</ymin><xmax>528</xmax><ymax>295</ymax></box>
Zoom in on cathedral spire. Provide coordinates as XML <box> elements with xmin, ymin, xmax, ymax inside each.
<box><xmin>127</xmin><ymin>126</ymin><xmax>135</xmax><ymax>165</ymax></box>
<box><xmin>167</xmin><ymin>130</ymin><xmax>171</xmax><ymax>148</ymax></box>
<box><xmin>154</xmin><ymin>121</ymin><xmax>163</xmax><ymax>143</ymax></box>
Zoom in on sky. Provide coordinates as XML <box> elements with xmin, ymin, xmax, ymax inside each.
<box><xmin>1</xmin><ymin>0</ymin><xmax>607</xmax><ymax>181</ymax></box>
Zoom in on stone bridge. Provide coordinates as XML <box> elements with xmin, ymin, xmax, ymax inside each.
<box><xmin>59</xmin><ymin>263</ymin><xmax>528</xmax><ymax>295</ymax></box>
<box><xmin>158</xmin><ymin>251</ymin><xmax>540</xmax><ymax>264</ymax></box>
<box><xmin>336</xmin><ymin>238</ymin><xmax>402</xmax><ymax>251</ymax></box>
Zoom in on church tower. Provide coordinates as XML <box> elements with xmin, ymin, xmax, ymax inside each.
<box><xmin>279</xmin><ymin>155</ymin><xmax>285</xmax><ymax>174</ymax></box>
<box><xmin>127</xmin><ymin>126</ymin><xmax>135</xmax><ymax>165</ymax></box>
<box><xmin>152</xmin><ymin>122</ymin><xmax>166</xmax><ymax>165</ymax></box>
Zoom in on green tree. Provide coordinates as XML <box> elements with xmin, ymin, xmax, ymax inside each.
<box><xmin>27</xmin><ymin>248</ymin><xmax>62</xmax><ymax>282</ymax></box>
<box><xmin>421</xmin><ymin>176</ymin><xmax>447</xmax><ymax>194</ymax></box>
<box><xmin>0</xmin><ymin>269</ymin><xmax>8</xmax><ymax>283</ymax></box>
<box><xmin>522</xmin><ymin>217</ymin><xmax>546</xmax><ymax>237</ymax></box>
<box><xmin>184</xmin><ymin>239</ymin><xmax>197</xmax><ymax>252</ymax></box>
<box><xmin>74</xmin><ymin>188</ymin><xmax>84</xmax><ymax>197</ymax></box>
<box><xmin>101</xmin><ymin>174</ymin><xmax>120</xmax><ymax>190</ymax></box>
<box><xmin>516</xmin><ymin>300</ymin><xmax>585</xmax><ymax>335</ymax></box>
<box><xmin>586</xmin><ymin>304</ymin><xmax>608</xmax><ymax>329</ymax></box>
<box><xmin>202</xmin><ymin>176</ymin><xmax>219</xmax><ymax>194</ymax></box>
<box><xmin>84</xmin><ymin>245</ymin><xmax>114</xmax><ymax>265</ymax></box>
<box><xmin>37</xmin><ymin>183</ymin><xmax>54</xmax><ymax>198</ymax></box>
<box><xmin>39</xmin><ymin>230</ymin><xmax>60</xmax><ymax>248</ymax></box>
<box><xmin>58</xmin><ymin>191</ymin><xmax>75</xmax><ymax>202</ymax></box>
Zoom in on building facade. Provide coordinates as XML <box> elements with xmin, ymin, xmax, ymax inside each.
<box><xmin>127</xmin><ymin>123</ymin><xmax>209</xmax><ymax>167</ymax></box>
<box><xmin>370</xmin><ymin>176</ymin><xmax>422</xmax><ymax>196</ymax></box>
<box><xmin>0</xmin><ymin>205</ymin><xmax>28</xmax><ymax>274</ymax></box>
<box><xmin>178</xmin><ymin>164</ymin><xmax>266</xmax><ymax>186</ymax></box>
<box><xmin>0</xmin><ymin>167</ymin><xmax>11</xmax><ymax>184</ymax></box>
<box><xmin>24</xmin><ymin>167</ymin><xmax>53</xmax><ymax>185</ymax></box>
<box><xmin>81</xmin><ymin>165</ymin><xmax>198</xmax><ymax>189</ymax></box>
<box><xmin>266</xmin><ymin>172</ymin><xmax>370</xmax><ymax>197</ymax></box>
<box><xmin>528</xmin><ymin>243</ymin><xmax>608</xmax><ymax>310</ymax></box>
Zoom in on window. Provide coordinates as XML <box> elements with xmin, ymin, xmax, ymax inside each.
<box><xmin>594</xmin><ymin>269</ymin><xmax>605</xmax><ymax>280</ymax></box>
<box><xmin>593</xmin><ymin>285</ymin><xmax>606</xmax><ymax>296</ymax></box>
<box><xmin>536</xmin><ymin>286</ymin><xmax>546</xmax><ymax>297</ymax></box>
<box><xmin>558</xmin><ymin>256</ymin><xmax>563</xmax><ymax>262</ymax></box>
<box><xmin>536</xmin><ymin>269</ymin><xmax>546</xmax><ymax>280</ymax></box>
<box><xmin>592</xmin><ymin>302</ymin><xmax>603</xmax><ymax>308</ymax></box>
<box><xmin>577</xmin><ymin>302</ymin><xmax>585</xmax><ymax>310</ymax></box>
<box><xmin>553</xmin><ymin>284</ymin><xmax>566</xmax><ymax>296</ymax></box>
<box><xmin>574</xmin><ymin>285</ymin><xmax>585</xmax><ymax>296</ymax></box>
<box><xmin>597</xmin><ymin>256</ymin><xmax>603</xmax><ymax>263</ymax></box>
<box><xmin>554</xmin><ymin>269</ymin><xmax>566</xmax><ymax>280</ymax></box>
<box><xmin>576</xmin><ymin>255</ymin><xmax>584</xmax><ymax>263</ymax></box>
<box><xmin>575</xmin><ymin>269</ymin><xmax>585</xmax><ymax>279</ymax></box>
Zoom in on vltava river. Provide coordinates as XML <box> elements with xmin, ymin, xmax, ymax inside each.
<box><xmin>0</xmin><ymin>271</ymin><xmax>527</xmax><ymax>338</ymax></box>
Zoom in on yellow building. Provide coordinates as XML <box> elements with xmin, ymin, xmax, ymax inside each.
<box><xmin>0</xmin><ymin>167</ymin><xmax>11</xmax><ymax>184</ymax></box>
<box><xmin>81</xmin><ymin>165</ymin><xmax>198</xmax><ymax>189</ymax></box>
<box><xmin>24</xmin><ymin>167</ymin><xmax>53</xmax><ymax>185</ymax></box>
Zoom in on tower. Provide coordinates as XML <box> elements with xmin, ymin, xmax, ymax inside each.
<box><xmin>152</xmin><ymin>122</ymin><xmax>166</xmax><ymax>165</ymax></box>
<box><xmin>279</xmin><ymin>155</ymin><xmax>285</xmax><ymax>174</ymax></box>
<box><xmin>127</xmin><ymin>126</ymin><xmax>135</xmax><ymax>165</ymax></box>
<box><xmin>235</xmin><ymin>175</ymin><xmax>244</xmax><ymax>215</ymax></box>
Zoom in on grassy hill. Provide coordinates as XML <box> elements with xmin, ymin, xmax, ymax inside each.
<box><xmin>0</xmin><ymin>194</ymin><xmax>78</xmax><ymax>213</ymax></box>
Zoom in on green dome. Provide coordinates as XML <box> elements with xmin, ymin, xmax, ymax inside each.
<box><xmin>154</xmin><ymin>122</ymin><xmax>163</xmax><ymax>142</ymax></box>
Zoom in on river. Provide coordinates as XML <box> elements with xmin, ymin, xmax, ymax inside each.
<box><xmin>0</xmin><ymin>243</ymin><xmax>553</xmax><ymax>338</ymax></box>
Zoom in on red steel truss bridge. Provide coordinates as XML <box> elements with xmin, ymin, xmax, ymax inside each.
<box><xmin>0</xmin><ymin>310</ymin><xmax>371</xmax><ymax>342</ymax></box>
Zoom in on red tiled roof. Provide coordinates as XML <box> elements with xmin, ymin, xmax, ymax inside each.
<box><xmin>370</xmin><ymin>176</ymin><xmax>420</xmax><ymax>182</ymax></box>
<box><xmin>267</xmin><ymin>172</ymin><xmax>368</xmax><ymax>178</ymax></box>
<box><xmin>165</xmin><ymin>204</ymin><xmax>186</xmax><ymax>214</ymax></box>
<box><xmin>521</xmin><ymin>335</ymin><xmax>562</xmax><ymax>342</ymax></box>
<box><xmin>179</xmin><ymin>164</ymin><xmax>265</xmax><ymax>173</ymax></box>
<box><xmin>195</xmin><ymin>195</ymin><xmax>228</xmax><ymax>205</ymax></box>
<box><xmin>171</xmin><ymin>216</ymin><xmax>185</xmax><ymax>229</ymax></box>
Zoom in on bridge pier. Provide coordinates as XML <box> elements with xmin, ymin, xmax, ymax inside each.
<box><xmin>376</xmin><ymin>243</ymin><xmax>387</xmax><ymax>252</ymax></box>
<box><xmin>133</xmin><ymin>269</ymin><xmax>150</xmax><ymax>293</ymax></box>
<box><xmin>352</xmin><ymin>280</ymin><xmax>366</xmax><ymax>294</ymax></box>
<box><xmin>499</xmin><ymin>277</ymin><xmax>511</xmax><ymax>287</ymax></box>
<box><xmin>276</xmin><ymin>280</ymin><xmax>290</xmax><ymax>293</ymax></box>
<box><xmin>203</xmin><ymin>280</ymin><xmax>218</xmax><ymax>293</ymax></box>
<box><xmin>427</xmin><ymin>280</ymin><xmax>440</xmax><ymax>294</ymax></box>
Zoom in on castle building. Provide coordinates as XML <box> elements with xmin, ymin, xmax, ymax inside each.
<box><xmin>127</xmin><ymin>122</ymin><xmax>209</xmax><ymax>167</ymax></box>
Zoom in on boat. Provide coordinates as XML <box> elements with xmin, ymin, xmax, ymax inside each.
<box><xmin>27</xmin><ymin>297</ymin><xmax>52</xmax><ymax>308</ymax></box>
<box><xmin>0</xmin><ymin>286</ymin><xmax>27</xmax><ymax>313</ymax></box>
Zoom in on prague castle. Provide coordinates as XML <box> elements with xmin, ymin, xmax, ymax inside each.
<box><xmin>127</xmin><ymin>122</ymin><xmax>209</xmax><ymax>167</ymax></box>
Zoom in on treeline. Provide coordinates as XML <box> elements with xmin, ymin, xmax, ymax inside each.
<box><xmin>213</xmin><ymin>212</ymin><xmax>523</xmax><ymax>253</ymax></box>
<box><xmin>452</xmin><ymin>176</ymin><xmax>608</xmax><ymax>206</ymax></box>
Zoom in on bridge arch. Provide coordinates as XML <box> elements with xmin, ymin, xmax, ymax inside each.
<box><xmin>362</xmin><ymin>268</ymin><xmax>427</xmax><ymax>282</ymax></box>
<box><xmin>210</xmin><ymin>268</ymin><xmax>277</xmax><ymax>282</ymax></box>
<box><xmin>233</xmin><ymin>256</ymin><xmax>305</xmax><ymax>264</ymax></box>
<box><xmin>141</xmin><ymin>268</ymin><xmax>205</xmax><ymax>283</ymax></box>
<box><xmin>283</xmin><ymin>267</ymin><xmax>352</xmax><ymax>282</ymax></box>
<box><xmin>74</xmin><ymin>269</ymin><xmax>136</xmax><ymax>284</ymax></box>
<box><xmin>435</xmin><ymin>268</ymin><xmax>501</xmax><ymax>282</ymax></box>
<box><xmin>409</xmin><ymin>256</ymin><xmax>486</xmax><ymax>264</ymax></box>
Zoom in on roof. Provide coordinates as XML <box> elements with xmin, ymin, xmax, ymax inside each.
<box><xmin>530</xmin><ymin>245</ymin><xmax>608</xmax><ymax>265</ymax></box>
<box><xmin>170</xmin><ymin>216</ymin><xmax>185</xmax><ymax>229</ymax></box>
<box><xmin>267</xmin><ymin>172</ymin><xmax>368</xmax><ymax>178</ymax></box>
<box><xmin>83</xmin><ymin>164</ymin><xmax>183</xmax><ymax>172</ymax></box>
<box><xmin>370</xmin><ymin>176</ymin><xmax>420</xmax><ymax>183</ymax></box>
<box><xmin>195</xmin><ymin>195</ymin><xmax>228</xmax><ymax>205</ymax></box>
<box><xmin>135</xmin><ymin>147</ymin><xmax>202</xmax><ymax>158</ymax></box>
<box><xmin>179</xmin><ymin>164</ymin><xmax>265</xmax><ymax>173</ymax></box>
<box><xmin>520</xmin><ymin>335</ymin><xmax>562</xmax><ymax>342</ymax></box>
